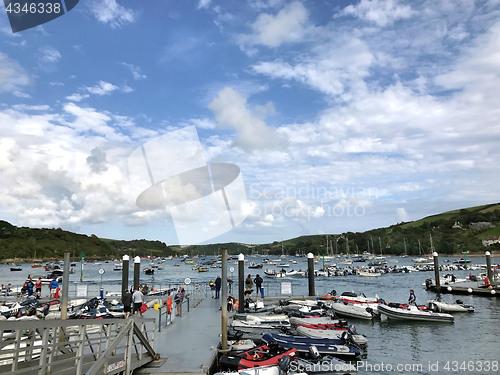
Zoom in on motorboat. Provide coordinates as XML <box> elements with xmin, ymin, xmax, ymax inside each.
<box><xmin>248</xmin><ymin>262</ymin><xmax>263</xmax><ymax>269</ymax></box>
<box><xmin>264</xmin><ymin>269</ymin><xmax>286</xmax><ymax>278</ymax></box>
<box><xmin>143</xmin><ymin>268</ymin><xmax>154</xmax><ymax>275</ymax></box>
<box><xmin>338</xmin><ymin>291</ymin><xmax>379</xmax><ymax>304</ymax></box>
<box><xmin>427</xmin><ymin>300</ymin><xmax>474</xmax><ymax>313</ymax></box>
<box><xmin>218</xmin><ymin>342</ymin><xmax>298</xmax><ymax>371</ymax></box>
<box><xmin>232</xmin><ymin>319</ymin><xmax>290</xmax><ymax>331</ymax></box>
<box><xmin>378</xmin><ymin>304</ymin><xmax>454</xmax><ymax>322</ymax></box>
<box><xmin>358</xmin><ymin>271</ymin><xmax>381</xmax><ymax>277</ymax></box>
<box><xmin>262</xmin><ymin>332</ymin><xmax>362</xmax><ymax>358</ymax></box>
<box><xmin>295</xmin><ymin>325</ymin><xmax>368</xmax><ymax>345</ymax></box>
<box><xmin>285</xmin><ymin>270</ymin><xmax>306</xmax><ymax>277</ymax></box>
<box><xmin>324</xmin><ymin>301</ymin><xmax>374</xmax><ymax>320</ymax></box>
<box><xmin>289</xmin><ymin>316</ymin><xmax>340</xmax><ymax>326</ymax></box>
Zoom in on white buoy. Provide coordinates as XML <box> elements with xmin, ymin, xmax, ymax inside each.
<box><xmin>491</xmin><ymin>290</ymin><xmax>496</xmax><ymax>295</ymax></box>
<box><xmin>447</xmin><ymin>286</ymin><xmax>452</xmax><ymax>292</ymax></box>
<box><xmin>468</xmin><ymin>288</ymin><xmax>473</xmax><ymax>293</ymax></box>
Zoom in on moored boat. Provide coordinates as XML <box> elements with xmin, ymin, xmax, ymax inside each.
<box><xmin>378</xmin><ymin>304</ymin><xmax>454</xmax><ymax>322</ymax></box>
<box><xmin>427</xmin><ymin>300</ymin><xmax>474</xmax><ymax>313</ymax></box>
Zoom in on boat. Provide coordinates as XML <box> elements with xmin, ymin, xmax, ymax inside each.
<box><xmin>295</xmin><ymin>325</ymin><xmax>368</xmax><ymax>345</ymax></box>
<box><xmin>337</xmin><ymin>259</ymin><xmax>352</xmax><ymax>265</ymax></box>
<box><xmin>31</xmin><ymin>263</ymin><xmax>43</xmax><ymax>268</ymax></box>
<box><xmin>264</xmin><ymin>269</ymin><xmax>286</xmax><ymax>278</ymax></box>
<box><xmin>427</xmin><ymin>300</ymin><xmax>474</xmax><ymax>313</ymax></box>
<box><xmin>453</xmin><ymin>258</ymin><xmax>471</xmax><ymax>265</ymax></box>
<box><xmin>10</xmin><ymin>267</ymin><xmax>22</xmax><ymax>271</ymax></box>
<box><xmin>248</xmin><ymin>262</ymin><xmax>263</xmax><ymax>269</ymax></box>
<box><xmin>358</xmin><ymin>271</ymin><xmax>381</xmax><ymax>277</ymax></box>
<box><xmin>289</xmin><ymin>316</ymin><xmax>340</xmax><ymax>326</ymax></box>
<box><xmin>143</xmin><ymin>268</ymin><xmax>154</xmax><ymax>275</ymax></box>
<box><xmin>218</xmin><ymin>343</ymin><xmax>298</xmax><ymax>371</ymax></box>
<box><xmin>262</xmin><ymin>332</ymin><xmax>362</xmax><ymax>358</ymax></box>
<box><xmin>378</xmin><ymin>304</ymin><xmax>454</xmax><ymax>322</ymax></box>
<box><xmin>198</xmin><ymin>267</ymin><xmax>209</xmax><ymax>272</ymax></box>
<box><xmin>113</xmin><ymin>262</ymin><xmax>123</xmax><ymax>271</ymax></box>
<box><xmin>232</xmin><ymin>320</ymin><xmax>291</xmax><ymax>330</ymax></box>
<box><xmin>285</xmin><ymin>270</ymin><xmax>306</xmax><ymax>277</ymax></box>
<box><xmin>325</xmin><ymin>301</ymin><xmax>374</xmax><ymax>320</ymax></box>
<box><xmin>338</xmin><ymin>291</ymin><xmax>379</xmax><ymax>304</ymax></box>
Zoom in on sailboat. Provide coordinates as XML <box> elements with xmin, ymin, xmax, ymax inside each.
<box><xmin>338</xmin><ymin>236</ymin><xmax>352</xmax><ymax>265</ymax></box>
<box><xmin>374</xmin><ymin>237</ymin><xmax>386</xmax><ymax>260</ymax></box>
<box><xmin>413</xmin><ymin>236</ymin><xmax>433</xmax><ymax>263</ymax></box>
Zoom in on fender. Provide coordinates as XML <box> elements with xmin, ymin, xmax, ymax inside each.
<box><xmin>167</xmin><ymin>297</ymin><xmax>173</xmax><ymax>314</ymax></box>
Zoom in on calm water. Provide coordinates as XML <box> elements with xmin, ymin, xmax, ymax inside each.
<box><xmin>2</xmin><ymin>256</ymin><xmax>499</xmax><ymax>375</ymax></box>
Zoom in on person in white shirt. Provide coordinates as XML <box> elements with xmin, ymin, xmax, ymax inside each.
<box><xmin>132</xmin><ymin>288</ymin><xmax>145</xmax><ymax>317</ymax></box>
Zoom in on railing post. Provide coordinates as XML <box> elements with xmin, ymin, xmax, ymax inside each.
<box><xmin>158</xmin><ymin>306</ymin><xmax>162</xmax><ymax>332</ymax></box>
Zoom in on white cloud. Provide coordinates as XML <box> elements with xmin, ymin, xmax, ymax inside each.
<box><xmin>38</xmin><ymin>46</ymin><xmax>61</xmax><ymax>64</ymax></box>
<box><xmin>66</xmin><ymin>93</ymin><xmax>90</xmax><ymax>102</ymax></box>
<box><xmin>341</xmin><ymin>0</ymin><xmax>414</xmax><ymax>27</ymax></box>
<box><xmin>85</xmin><ymin>81</ymin><xmax>119</xmax><ymax>96</ymax></box>
<box><xmin>184</xmin><ymin>118</ymin><xmax>217</xmax><ymax>130</ymax></box>
<box><xmin>208</xmin><ymin>87</ymin><xmax>287</xmax><ymax>152</ymax></box>
<box><xmin>13</xmin><ymin>91</ymin><xmax>31</xmax><ymax>98</ymax></box>
<box><xmin>0</xmin><ymin>52</ymin><xmax>31</xmax><ymax>93</ymax></box>
<box><xmin>87</xmin><ymin>0</ymin><xmax>137</xmax><ymax>28</ymax></box>
<box><xmin>197</xmin><ymin>0</ymin><xmax>211</xmax><ymax>10</ymax></box>
<box><xmin>396</xmin><ymin>207</ymin><xmax>410</xmax><ymax>222</ymax></box>
<box><xmin>238</xmin><ymin>2</ymin><xmax>309</xmax><ymax>48</ymax></box>
<box><xmin>120</xmin><ymin>62</ymin><xmax>146</xmax><ymax>80</ymax></box>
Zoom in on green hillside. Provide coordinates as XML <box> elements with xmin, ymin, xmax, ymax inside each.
<box><xmin>2</xmin><ymin>202</ymin><xmax>500</xmax><ymax>260</ymax></box>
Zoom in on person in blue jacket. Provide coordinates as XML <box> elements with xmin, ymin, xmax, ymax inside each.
<box><xmin>49</xmin><ymin>277</ymin><xmax>59</xmax><ymax>299</ymax></box>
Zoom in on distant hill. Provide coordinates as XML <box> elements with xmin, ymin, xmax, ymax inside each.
<box><xmin>1</xmin><ymin>202</ymin><xmax>500</xmax><ymax>260</ymax></box>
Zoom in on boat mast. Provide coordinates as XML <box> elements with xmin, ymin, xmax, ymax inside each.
<box><xmin>379</xmin><ymin>237</ymin><xmax>382</xmax><ymax>256</ymax></box>
<box><xmin>370</xmin><ymin>236</ymin><xmax>375</xmax><ymax>254</ymax></box>
<box><xmin>404</xmin><ymin>238</ymin><xmax>407</xmax><ymax>256</ymax></box>
<box><xmin>429</xmin><ymin>233</ymin><xmax>435</xmax><ymax>255</ymax></box>
<box><xmin>418</xmin><ymin>239</ymin><xmax>422</xmax><ymax>256</ymax></box>
<box><xmin>326</xmin><ymin>235</ymin><xmax>329</xmax><ymax>256</ymax></box>
<box><xmin>346</xmin><ymin>236</ymin><xmax>349</xmax><ymax>257</ymax></box>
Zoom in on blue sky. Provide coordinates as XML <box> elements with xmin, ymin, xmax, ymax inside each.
<box><xmin>1</xmin><ymin>0</ymin><xmax>500</xmax><ymax>245</ymax></box>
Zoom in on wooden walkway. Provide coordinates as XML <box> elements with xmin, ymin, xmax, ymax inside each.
<box><xmin>135</xmin><ymin>297</ymin><xmax>223</xmax><ymax>375</ymax></box>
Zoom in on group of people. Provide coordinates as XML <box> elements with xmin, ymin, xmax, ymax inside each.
<box><xmin>209</xmin><ymin>274</ymin><xmax>264</xmax><ymax>299</ymax></box>
<box><xmin>121</xmin><ymin>285</ymin><xmax>186</xmax><ymax>319</ymax></box>
<box><xmin>19</xmin><ymin>276</ymin><xmax>59</xmax><ymax>299</ymax></box>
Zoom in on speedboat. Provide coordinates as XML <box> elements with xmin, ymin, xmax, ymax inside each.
<box><xmin>378</xmin><ymin>304</ymin><xmax>454</xmax><ymax>322</ymax></box>
<box><xmin>325</xmin><ymin>301</ymin><xmax>374</xmax><ymax>320</ymax></box>
<box><xmin>219</xmin><ymin>342</ymin><xmax>298</xmax><ymax>371</ymax></box>
<box><xmin>248</xmin><ymin>262</ymin><xmax>263</xmax><ymax>269</ymax></box>
<box><xmin>358</xmin><ymin>271</ymin><xmax>381</xmax><ymax>277</ymax></box>
<box><xmin>295</xmin><ymin>325</ymin><xmax>368</xmax><ymax>345</ymax></box>
<box><xmin>427</xmin><ymin>300</ymin><xmax>474</xmax><ymax>313</ymax></box>
<box><xmin>262</xmin><ymin>332</ymin><xmax>362</xmax><ymax>358</ymax></box>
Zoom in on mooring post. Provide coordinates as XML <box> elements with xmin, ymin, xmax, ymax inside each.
<box><xmin>486</xmin><ymin>251</ymin><xmax>493</xmax><ymax>283</ymax></box>
<box><xmin>122</xmin><ymin>255</ymin><xmax>129</xmax><ymax>298</ymax></box>
<box><xmin>307</xmin><ymin>252</ymin><xmax>315</xmax><ymax>296</ymax></box>
<box><xmin>238</xmin><ymin>253</ymin><xmax>245</xmax><ymax>313</ymax></box>
<box><xmin>61</xmin><ymin>251</ymin><xmax>70</xmax><ymax>320</ymax></box>
<box><xmin>134</xmin><ymin>256</ymin><xmax>140</xmax><ymax>291</ymax></box>
<box><xmin>221</xmin><ymin>248</ymin><xmax>228</xmax><ymax>351</ymax></box>
<box><xmin>433</xmin><ymin>252</ymin><xmax>440</xmax><ymax>290</ymax></box>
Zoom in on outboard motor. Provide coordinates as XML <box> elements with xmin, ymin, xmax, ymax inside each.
<box><xmin>455</xmin><ymin>299</ymin><xmax>463</xmax><ymax>305</ymax></box>
<box><xmin>330</xmin><ymin>289</ymin><xmax>337</xmax><ymax>297</ymax></box>
<box><xmin>278</xmin><ymin>355</ymin><xmax>291</xmax><ymax>375</ymax></box>
<box><xmin>42</xmin><ymin>302</ymin><xmax>51</xmax><ymax>317</ymax></box>
<box><xmin>308</xmin><ymin>345</ymin><xmax>321</xmax><ymax>360</ymax></box>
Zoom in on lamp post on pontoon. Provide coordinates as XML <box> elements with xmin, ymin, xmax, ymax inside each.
<box><xmin>433</xmin><ymin>252</ymin><xmax>440</xmax><ymax>291</ymax></box>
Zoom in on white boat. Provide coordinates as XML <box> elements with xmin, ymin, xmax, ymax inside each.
<box><xmin>245</xmin><ymin>314</ymin><xmax>289</xmax><ymax>322</ymax></box>
<box><xmin>427</xmin><ymin>300</ymin><xmax>474</xmax><ymax>313</ymax></box>
<box><xmin>338</xmin><ymin>292</ymin><xmax>379</xmax><ymax>303</ymax></box>
<box><xmin>326</xmin><ymin>301</ymin><xmax>374</xmax><ymax>320</ymax></box>
<box><xmin>285</xmin><ymin>270</ymin><xmax>305</xmax><ymax>276</ymax></box>
<box><xmin>338</xmin><ymin>259</ymin><xmax>353</xmax><ymax>265</ymax></box>
<box><xmin>378</xmin><ymin>304</ymin><xmax>454</xmax><ymax>322</ymax></box>
<box><xmin>289</xmin><ymin>316</ymin><xmax>340</xmax><ymax>325</ymax></box>
<box><xmin>295</xmin><ymin>325</ymin><xmax>368</xmax><ymax>345</ymax></box>
<box><xmin>359</xmin><ymin>271</ymin><xmax>381</xmax><ymax>277</ymax></box>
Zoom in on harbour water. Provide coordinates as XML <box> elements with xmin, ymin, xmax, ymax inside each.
<box><xmin>1</xmin><ymin>256</ymin><xmax>499</xmax><ymax>375</ymax></box>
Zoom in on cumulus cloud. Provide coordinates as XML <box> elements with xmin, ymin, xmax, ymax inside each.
<box><xmin>396</xmin><ymin>207</ymin><xmax>410</xmax><ymax>222</ymax></box>
<box><xmin>0</xmin><ymin>52</ymin><xmax>31</xmax><ymax>93</ymax></box>
<box><xmin>238</xmin><ymin>2</ymin><xmax>309</xmax><ymax>48</ymax></box>
<box><xmin>197</xmin><ymin>0</ymin><xmax>211</xmax><ymax>10</ymax></box>
<box><xmin>66</xmin><ymin>93</ymin><xmax>89</xmax><ymax>102</ymax></box>
<box><xmin>341</xmin><ymin>0</ymin><xmax>414</xmax><ymax>27</ymax></box>
<box><xmin>208</xmin><ymin>87</ymin><xmax>287</xmax><ymax>152</ymax></box>
<box><xmin>87</xmin><ymin>0</ymin><xmax>137</xmax><ymax>28</ymax></box>
<box><xmin>120</xmin><ymin>62</ymin><xmax>146</xmax><ymax>80</ymax></box>
<box><xmin>85</xmin><ymin>81</ymin><xmax>119</xmax><ymax>95</ymax></box>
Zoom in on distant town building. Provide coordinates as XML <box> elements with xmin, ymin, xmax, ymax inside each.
<box><xmin>469</xmin><ymin>222</ymin><xmax>495</xmax><ymax>231</ymax></box>
<box><xmin>482</xmin><ymin>235</ymin><xmax>500</xmax><ymax>246</ymax></box>
<box><xmin>452</xmin><ymin>222</ymin><xmax>463</xmax><ymax>229</ymax></box>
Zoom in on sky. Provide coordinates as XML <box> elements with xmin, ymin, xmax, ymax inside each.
<box><xmin>1</xmin><ymin>0</ymin><xmax>500</xmax><ymax>246</ymax></box>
